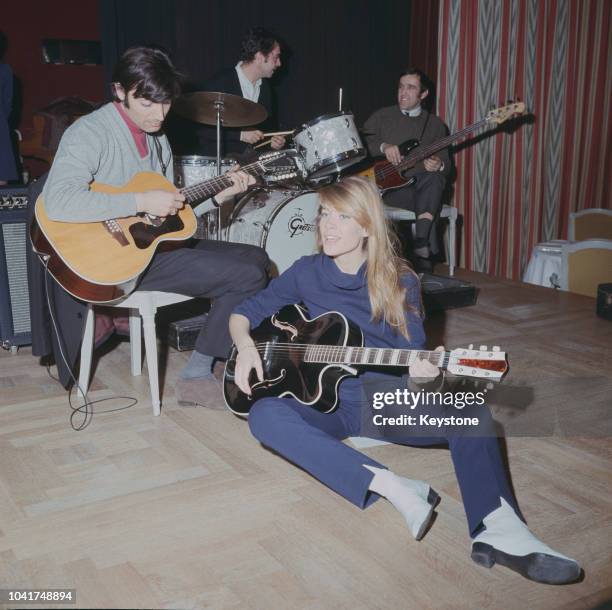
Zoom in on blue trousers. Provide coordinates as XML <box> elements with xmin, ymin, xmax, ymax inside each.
<box><xmin>248</xmin><ymin>397</ymin><xmax>520</xmax><ymax>536</ymax></box>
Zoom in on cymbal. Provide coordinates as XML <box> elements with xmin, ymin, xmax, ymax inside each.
<box><xmin>172</xmin><ymin>91</ymin><xmax>268</xmax><ymax>127</ymax></box>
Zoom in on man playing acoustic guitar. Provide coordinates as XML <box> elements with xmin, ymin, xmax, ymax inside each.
<box><xmin>42</xmin><ymin>45</ymin><xmax>269</xmax><ymax>408</ymax></box>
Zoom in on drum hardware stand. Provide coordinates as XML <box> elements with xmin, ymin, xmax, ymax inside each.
<box><xmin>214</xmin><ymin>99</ymin><xmax>223</xmax><ymax>241</ymax></box>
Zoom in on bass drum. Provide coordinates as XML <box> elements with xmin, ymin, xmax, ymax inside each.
<box><xmin>227</xmin><ymin>188</ymin><xmax>320</xmax><ymax>275</ymax></box>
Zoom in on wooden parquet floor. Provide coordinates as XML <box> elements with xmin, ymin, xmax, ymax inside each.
<box><xmin>1</xmin><ymin>268</ymin><xmax>611</xmax><ymax>610</ymax></box>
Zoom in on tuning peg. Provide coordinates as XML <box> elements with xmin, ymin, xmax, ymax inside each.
<box><xmin>480</xmin><ymin>345</ymin><xmax>487</xmax><ymax>351</ymax></box>
<box><xmin>492</xmin><ymin>346</ymin><xmax>500</xmax><ymax>351</ymax></box>
<box><xmin>468</xmin><ymin>344</ymin><xmax>474</xmax><ymax>350</ymax></box>
<box><xmin>487</xmin><ymin>382</ymin><xmax>494</xmax><ymax>390</ymax></box>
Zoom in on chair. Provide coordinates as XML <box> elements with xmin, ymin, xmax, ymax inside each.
<box><xmin>559</xmin><ymin>240</ymin><xmax>612</xmax><ymax>298</ymax></box>
<box><xmin>384</xmin><ymin>204</ymin><xmax>458</xmax><ymax>276</ymax></box>
<box><xmin>78</xmin><ymin>291</ymin><xmax>195</xmax><ymax>416</ymax></box>
<box><xmin>569</xmin><ymin>209</ymin><xmax>612</xmax><ymax>241</ymax></box>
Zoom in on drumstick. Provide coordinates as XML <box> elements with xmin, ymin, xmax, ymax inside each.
<box><xmin>261</xmin><ymin>130</ymin><xmax>294</xmax><ymax>137</ymax></box>
<box><xmin>254</xmin><ymin>138</ymin><xmax>273</xmax><ymax>149</ymax></box>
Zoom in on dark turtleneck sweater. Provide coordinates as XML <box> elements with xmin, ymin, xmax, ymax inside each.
<box><xmin>234</xmin><ymin>253</ymin><xmax>426</xmax><ymax>405</ymax></box>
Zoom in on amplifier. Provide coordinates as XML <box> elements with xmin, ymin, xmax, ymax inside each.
<box><xmin>0</xmin><ymin>187</ymin><xmax>32</xmax><ymax>350</ymax></box>
<box><xmin>596</xmin><ymin>283</ymin><xmax>612</xmax><ymax>321</ymax></box>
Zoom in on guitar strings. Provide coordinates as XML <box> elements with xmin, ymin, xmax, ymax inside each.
<box><xmin>374</xmin><ymin>118</ymin><xmax>489</xmax><ymax>182</ymax></box>
<box><xmin>247</xmin><ymin>342</ymin><xmax>450</xmax><ymax>365</ymax></box>
<box><xmin>181</xmin><ymin>159</ymin><xmax>265</xmax><ymax>203</ymax></box>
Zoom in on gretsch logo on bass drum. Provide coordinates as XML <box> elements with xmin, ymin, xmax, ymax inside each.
<box><xmin>288</xmin><ymin>207</ymin><xmax>316</xmax><ymax>238</ymax></box>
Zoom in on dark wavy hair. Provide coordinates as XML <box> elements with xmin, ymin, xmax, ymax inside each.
<box><xmin>239</xmin><ymin>27</ymin><xmax>279</xmax><ymax>62</ymax></box>
<box><xmin>111</xmin><ymin>45</ymin><xmax>182</xmax><ymax>103</ymax></box>
<box><xmin>399</xmin><ymin>67</ymin><xmax>433</xmax><ymax>95</ymax></box>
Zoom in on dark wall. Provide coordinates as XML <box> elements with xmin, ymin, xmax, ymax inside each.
<box><xmin>101</xmin><ymin>0</ymin><xmax>413</xmax><ymax>136</ymax></box>
<box><xmin>3</xmin><ymin>0</ymin><xmax>105</xmax><ymax>130</ymax></box>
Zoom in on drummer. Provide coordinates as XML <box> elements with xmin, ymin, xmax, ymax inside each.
<box><xmin>196</xmin><ymin>27</ymin><xmax>286</xmax><ymax>157</ymax></box>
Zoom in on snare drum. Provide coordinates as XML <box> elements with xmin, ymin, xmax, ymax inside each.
<box><xmin>293</xmin><ymin>111</ymin><xmax>366</xmax><ymax>178</ymax></box>
<box><xmin>227</xmin><ymin>188</ymin><xmax>320</xmax><ymax>275</ymax></box>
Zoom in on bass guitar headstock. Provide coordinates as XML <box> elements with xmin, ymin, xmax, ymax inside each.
<box><xmin>447</xmin><ymin>345</ymin><xmax>509</xmax><ymax>380</ymax></box>
<box><xmin>486</xmin><ymin>102</ymin><xmax>526</xmax><ymax>125</ymax></box>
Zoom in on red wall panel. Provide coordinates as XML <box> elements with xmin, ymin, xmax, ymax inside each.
<box><xmin>3</xmin><ymin>0</ymin><xmax>105</xmax><ymax>129</ymax></box>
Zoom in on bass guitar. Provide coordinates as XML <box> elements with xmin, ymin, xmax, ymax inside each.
<box><xmin>30</xmin><ymin>151</ymin><xmax>299</xmax><ymax>303</ymax></box>
<box><xmin>359</xmin><ymin>102</ymin><xmax>525</xmax><ymax>192</ymax></box>
<box><xmin>223</xmin><ymin>304</ymin><xmax>508</xmax><ymax>416</ymax></box>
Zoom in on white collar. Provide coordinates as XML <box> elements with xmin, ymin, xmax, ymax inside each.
<box><xmin>401</xmin><ymin>105</ymin><xmax>423</xmax><ymax>117</ymax></box>
<box><xmin>235</xmin><ymin>62</ymin><xmax>262</xmax><ymax>102</ymax></box>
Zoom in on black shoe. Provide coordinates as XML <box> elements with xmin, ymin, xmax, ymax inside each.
<box><xmin>471</xmin><ymin>542</ymin><xmax>582</xmax><ymax>585</ymax></box>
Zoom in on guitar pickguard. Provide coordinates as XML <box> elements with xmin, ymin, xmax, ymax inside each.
<box><xmin>129</xmin><ymin>215</ymin><xmax>185</xmax><ymax>249</ymax></box>
<box><xmin>271</xmin><ymin>314</ymin><xmax>298</xmax><ymax>341</ymax></box>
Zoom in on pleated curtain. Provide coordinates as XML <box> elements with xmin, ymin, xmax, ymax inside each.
<box><xmin>436</xmin><ymin>0</ymin><xmax>612</xmax><ymax>279</ymax></box>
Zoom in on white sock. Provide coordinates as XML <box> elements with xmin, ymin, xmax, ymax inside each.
<box><xmin>364</xmin><ymin>465</ymin><xmax>434</xmax><ymax>540</ymax></box>
<box><xmin>474</xmin><ymin>498</ymin><xmax>577</xmax><ymax>561</ymax></box>
<box><xmin>180</xmin><ymin>350</ymin><xmax>214</xmax><ymax>380</ymax></box>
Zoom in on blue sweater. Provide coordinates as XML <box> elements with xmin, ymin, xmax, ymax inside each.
<box><xmin>234</xmin><ymin>254</ymin><xmax>426</xmax><ymax>405</ymax></box>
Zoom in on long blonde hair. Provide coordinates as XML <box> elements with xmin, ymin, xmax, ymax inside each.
<box><xmin>316</xmin><ymin>176</ymin><xmax>421</xmax><ymax>338</ymax></box>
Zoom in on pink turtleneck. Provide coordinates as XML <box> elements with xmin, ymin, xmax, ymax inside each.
<box><xmin>113</xmin><ymin>101</ymin><xmax>148</xmax><ymax>158</ymax></box>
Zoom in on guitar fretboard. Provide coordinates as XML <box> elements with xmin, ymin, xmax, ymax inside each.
<box><xmin>259</xmin><ymin>343</ymin><xmax>450</xmax><ymax>368</ymax></box>
<box><xmin>400</xmin><ymin>118</ymin><xmax>489</xmax><ymax>170</ymax></box>
<box><xmin>180</xmin><ymin>160</ymin><xmax>265</xmax><ymax>205</ymax></box>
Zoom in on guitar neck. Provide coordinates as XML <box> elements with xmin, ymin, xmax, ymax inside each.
<box><xmin>180</xmin><ymin>160</ymin><xmax>264</xmax><ymax>205</ymax></box>
<box><xmin>297</xmin><ymin>344</ymin><xmax>449</xmax><ymax>368</ymax></box>
<box><xmin>398</xmin><ymin>117</ymin><xmax>490</xmax><ymax>171</ymax></box>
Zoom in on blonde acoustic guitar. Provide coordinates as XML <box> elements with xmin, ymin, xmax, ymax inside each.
<box><xmin>31</xmin><ymin>151</ymin><xmax>298</xmax><ymax>303</ymax></box>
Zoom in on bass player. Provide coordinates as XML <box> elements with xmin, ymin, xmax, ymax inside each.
<box><xmin>363</xmin><ymin>67</ymin><xmax>450</xmax><ymax>272</ymax></box>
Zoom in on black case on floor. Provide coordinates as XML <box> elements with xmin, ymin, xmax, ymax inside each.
<box><xmin>157</xmin><ymin>298</ymin><xmax>210</xmax><ymax>351</ymax></box>
<box><xmin>420</xmin><ymin>273</ymin><xmax>478</xmax><ymax>312</ymax></box>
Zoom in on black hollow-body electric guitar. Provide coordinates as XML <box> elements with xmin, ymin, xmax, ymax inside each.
<box><xmin>223</xmin><ymin>305</ymin><xmax>509</xmax><ymax>416</ymax></box>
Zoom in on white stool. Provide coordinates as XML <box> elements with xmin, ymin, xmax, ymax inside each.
<box><xmin>384</xmin><ymin>204</ymin><xmax>458</xmax><ymax>276</ymax></box>
<box><xmin>78</xmin><ymin>291</ymin><xmax>195</xmax><ymax>416</ymax></box>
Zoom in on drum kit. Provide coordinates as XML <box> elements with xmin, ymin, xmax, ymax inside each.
<box><xmin>172</xmin><ymin>91</ymin><xmax>366</xmax><ymax>274</ymax></box>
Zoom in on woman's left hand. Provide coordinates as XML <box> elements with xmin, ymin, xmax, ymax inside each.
<box><xmin>409</xmin><ymin>345</ymin><xmax>445</xmax><ymax>382</ymax></box>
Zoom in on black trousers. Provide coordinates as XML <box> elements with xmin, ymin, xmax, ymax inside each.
<box><xmin>383</xmin><ymin>171</ymin><xmax>446</xmax><ymax>252</ymax></box>
<box><xmin>382</xmin><ymin>171</ymin><xmax>446</xmax><ymax>216</ymax></box>
<box><xmin>137</xmin><ymin>240</ymin><xmax>269</xmax><ymax>358</ymax></box>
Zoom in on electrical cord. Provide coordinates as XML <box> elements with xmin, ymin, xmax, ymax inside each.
<box><xmin>42</xmin><ymin>257</ymin><xmax>138</xmax><ymax>430</ymax></box>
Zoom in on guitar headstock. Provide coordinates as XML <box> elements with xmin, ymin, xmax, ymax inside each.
<box><xmin>447</xmin><ymin>345</ymin><xmax>509</xmax><ymax>380</ymax></box>
<box><xmin>258</xmin><ymin>150</ymin><xmax>303</xmax><ymax>182</ymax></box>
<box><xmin>485</xmin><ymin>102</ymin><xmax>526</xmax><ymax>125</ymax></box>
